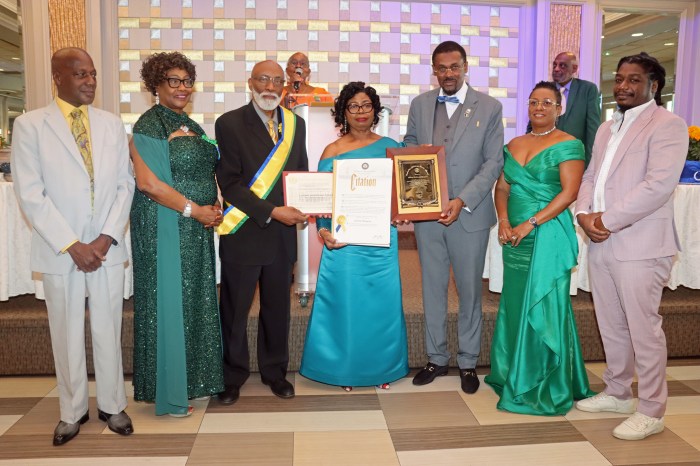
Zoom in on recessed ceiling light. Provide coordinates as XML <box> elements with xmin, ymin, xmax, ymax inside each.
<box><xmin>664</xmin><ymin>42</ymin><xmax>675</xmax><ymax>46</ymax></box>
<box><xmin>601</xmin><ymin>35</ymin><xmax>605</xmax><ymax>39</ymax></box>
<box><xmin>0</xmin><ymin>68</ymin><xmax>4</xmax><ymax>71</ymax></box>
<box><xmin>631</xmin><ymin>32</ymin><xmax>643</xmax><ymax>37</ymax></box>
<box><xmin>11</xmin><ymin>57</ymin><xmax>19</xmax><ymax>60</ymax></box>
<box><xmin>604</xmin><ymin>51</ymin><xmax>611</xmax><ymax>56</ymax></box>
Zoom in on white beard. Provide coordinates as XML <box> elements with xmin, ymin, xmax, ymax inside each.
<box><xmin>252</xmin><ymin>90</ymin><xmax>282</xmax><ymax>111</ymax></box>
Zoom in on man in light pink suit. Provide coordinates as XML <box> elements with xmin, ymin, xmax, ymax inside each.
<box><xmin>574</xmin><ymin>52</ymin><xmax>688</xmax><ymax>440</ymax></box>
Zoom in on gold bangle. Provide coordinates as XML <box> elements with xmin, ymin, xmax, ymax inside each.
<box><xmin>317</xmin><ymin>227</ymin><xmax>330</xmax><ymax>238</ymax></box>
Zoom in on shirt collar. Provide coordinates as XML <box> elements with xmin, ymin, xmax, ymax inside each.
<box><xmin>556</xmin><ymin>80</ymin><xmax>572</xmax><ymax>93</ymax></box>
<box><xmin>252</xmin><ymin>99</ymin><xmax>279</xmax><ymax>125</ymax></box>
<box><xmin>439</xmin><ymin>81</ymin><xmax>468</xmax><ymax>104</ymax></box>
<box><xmin>611</xmin><ymin>98</ymin><xmax>656</xmax><ymax>128</ymax></box>
<box><xmin>56</xmin><ymin>97</ymin><xmax>89</xmax><ymax>120</ymax></box>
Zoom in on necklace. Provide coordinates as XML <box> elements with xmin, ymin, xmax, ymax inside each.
<box><xmin>530</xmin><ymin>126</ymin><xmax>556</xmax><ymax>137</ymax></box>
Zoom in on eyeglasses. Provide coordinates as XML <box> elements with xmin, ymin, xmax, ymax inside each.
<box><xmin>289</xmin><ymin>60</ymin><xmax>309</xmax><ymax>68</ymax></box>
<box><xmin>252</xmin><ymin>75</ymin><xmax>285</xmax><ymax>86</ymax></box>
<box><xmin>346</xmin><ymin>102</ymin><xmax>374</xmax><ymax>114</ymax></box>
<box><xmin>73</xmin><ymin>71</ymin><xmax>97</xmax><ymax>79</ymax></box>
<box><xmin>166</xmin><ymin>77</ymin><xmax>195</xmax><ymax>88</ymax></box>
<box><xmin>433</xmin><ymin>64</ymin><xmax>465</xmax><ymax>76</ymax></box>
<box><xmin>527</xmin><ymin>99</ymin><xmax>558</xmax><ymax>109</ymax></box>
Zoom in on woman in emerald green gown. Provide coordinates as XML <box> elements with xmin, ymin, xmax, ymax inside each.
<box><xmin>484</xmin><ymin>81</ymin><xmax>594</xmax><ymax>415</ymax></box>
<box><xmin>130</xmin><ymin>52</ymin><xmax>224</xmax><ymax>417</ymax></box>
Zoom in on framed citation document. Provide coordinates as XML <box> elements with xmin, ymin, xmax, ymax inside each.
<box><xmin>332</xmin><ymin>158</ymin><xmax>393</xmax><ymax>247</ymax></box>
<box><xmin>386</xmin><ymin>146</ymin><xmax>448</xmax><ymax>221</ymax></box>
<box><xmin>283</xmin><ymin>171</ymin><xmax>333</xmax><ymax>214</ymax></box>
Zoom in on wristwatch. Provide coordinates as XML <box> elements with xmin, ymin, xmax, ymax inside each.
<box><xmin>528</xmin><ymin>216</ymin><xmax>538</xmax><ymax>227</ymax></box>
<box><xmin>183</xmin><ymin>200</ymin><xmax>192</xmax><ymax>218</ymax></box>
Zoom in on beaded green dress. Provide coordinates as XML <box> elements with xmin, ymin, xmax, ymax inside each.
<box><xmin>131</xmin><ymin>104</ymin><xmax>224</xmax><ymax>415</ymax></box>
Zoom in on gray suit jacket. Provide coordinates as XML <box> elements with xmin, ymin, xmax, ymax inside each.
<box><xmin>404</xmin><ymin>86</ymin><xmax>504</xmax><ymax>232</ymax></box>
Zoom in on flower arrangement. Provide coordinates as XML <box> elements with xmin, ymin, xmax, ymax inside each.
<box><xmin>689</xmin><ymin>126</ymin><xmax>700</xmax><ymax>161</ymax></box>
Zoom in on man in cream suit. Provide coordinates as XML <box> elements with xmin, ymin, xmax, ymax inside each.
<box><xmin>575</xmin><ymin>53</ymin><xmax>687</xmax><ymax>440</ymax></box>
<box><xmin>404</xmin><ymin>41</ymin><xmax>503</xmax><ymax>394</ymax></box>
<box><xmin>12</xmin><ymin>48</ymin><xmax>134</xmax><ymax>445</ymax></box>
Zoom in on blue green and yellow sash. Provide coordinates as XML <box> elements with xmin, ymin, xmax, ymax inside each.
<box><xmin>217</xmin><ymin>106</ymin><xmax>296</xmax><ymax>235</ymax></box>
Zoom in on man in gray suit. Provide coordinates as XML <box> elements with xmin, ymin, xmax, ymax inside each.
<box><xmin>551</xmin><ymin>52</ymin><xmax>601</xmax><ymax>166</ymax></box>
<box><xmin>404</xmin><ymin>41</ymin><xmax>503</xmax><ymax>394</ymax></box>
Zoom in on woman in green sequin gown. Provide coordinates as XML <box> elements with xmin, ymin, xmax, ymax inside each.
<box><xmin>130</xmin><ymin>53</ymin><xmax>224</xmax><ymax>416</ymax></box>
<box><xmin>485</xmin><ymin>82</ymin><xmax>594</xmax><ymax>416</ymax></box>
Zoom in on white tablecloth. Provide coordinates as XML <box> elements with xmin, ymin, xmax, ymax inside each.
<box><xmin>483</xmin><ymin>184</ymin><xmax>700</xmax><ymax>294</ymax></box>
<box><xmin>0</xmin><ymin>180</ymin><xmax>134</xmax><ymax>301</ymax></box>
<box><xmin>2</xmin><ymin>180</ymin><xmax>698</xmax><ymax>300</ymax></box>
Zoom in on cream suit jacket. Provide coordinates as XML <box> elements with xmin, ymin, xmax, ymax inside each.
<box><xmin>577</xmin><ymin>103</ymin><xmax>687</xmax><ymax>261</ymax></box>
<box><xmin>11</xmin><ymin>100</ymin><xmax>134</xmax><ymax>274</ymax></box>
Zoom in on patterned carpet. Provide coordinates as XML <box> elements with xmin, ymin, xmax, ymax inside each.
<box><xmin>1</xmin><ymin>360</ymin><xmax>699</xmax><ymax>465</ymax></box>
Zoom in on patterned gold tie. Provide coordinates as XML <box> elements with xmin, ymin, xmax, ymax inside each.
<box><xmin>70</xmin><ymin>108</ymin><xmax>94</xmax><ymax>206</ymax></box>
<box><xmin>267</xmin><ymin>119</ymin><xmax>278</xmax><ymax>144</ymax></box>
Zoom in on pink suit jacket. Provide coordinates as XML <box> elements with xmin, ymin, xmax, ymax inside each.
<box><xmin>577</xmin><ymin>103</ymin><xmax>688</xmax><ymax>261</ymax></box>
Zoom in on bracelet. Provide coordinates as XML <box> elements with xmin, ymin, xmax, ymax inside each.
<box><xmin>182</xmin><ymin>200</ymin><xmax>192</xmax><ymax>218</ymax></box>
<box><xmin>498</xmin><ymin>218</ymin><xmax>510</xmax><ymax>224</ymax></box>
<box><xmin>317</xmin><ymin>227</ymin><xmax>330</xmax><ymax>238</ymax></box>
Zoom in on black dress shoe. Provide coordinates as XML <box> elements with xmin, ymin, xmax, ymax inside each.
<box><xmin>218</xmin><ymin>385</ymin><xmax>241</xmax><ymax>405</ymax></box>
<box><xmin>412</xmin><ymin>362</ymin><xmax>448</xmax><ymax>385</ymax></box>
<box><xmin>53</xmin><ymin>411</ymin><xmax>89</xmax><ymax>446</ymax></box>
<box><xmin>459</xmin><ymin>368</ymin><xmax>480</xmax><ymax>394</ymax></box>
<box><xmin>263</xmin><ymin>378</ymin><xmax>295</xmax><ymax>399</ymax></box>
<box><xmin>97</xmin><ymin>409</ymin><xmax>133</xmax><ymax>436</ymax></box>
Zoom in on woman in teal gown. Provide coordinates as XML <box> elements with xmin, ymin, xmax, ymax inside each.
<box><xmin>300</xmin><ymin>82</ymin><xmax>409</xmax><ymax>389</ymax></box>
<box><xmin>485</xmin><ymin>81</ymin><xmax>594</xmax><ymax>415</ymax></box>
<box><xmin>131</xmin><ymin>53</ymin><xmax>224</xmax><ymax>416</ymax></box>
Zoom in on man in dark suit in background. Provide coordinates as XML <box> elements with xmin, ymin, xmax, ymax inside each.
<box><xmin>551</xmin><ymin>52</ymin><xmax>601</xmax><ymax>165</ymax></box>
<box><xmin>215</xmin><ymin>60</ymin><xmax>308</xmax><ymax>405</ymax></box>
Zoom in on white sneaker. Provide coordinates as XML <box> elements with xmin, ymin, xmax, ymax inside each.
<box><xmin>612</xmin><ymin>412</ymin><xmax>664</xmax><ymax>440</ymax></box>
<box><xmin>575</xmin><ymin>392</ymin><xmax>635</xmax><ymax>414</ymax></box>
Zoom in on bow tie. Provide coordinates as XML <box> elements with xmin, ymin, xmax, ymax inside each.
<box><xmin>437</xmin><ymin>95</ymin><xmax>460</xmax><ymax>104</ymax></box>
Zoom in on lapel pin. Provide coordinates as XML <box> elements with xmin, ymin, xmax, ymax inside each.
<box><xmin>476</xmin><ymin>121</ymin><xmax>480</xmax><ymax>128</ymax></box>
<box><xmin>465</xmin><ymin>108</ymin><xmax>472</xmax><ymax>118</ymax></box>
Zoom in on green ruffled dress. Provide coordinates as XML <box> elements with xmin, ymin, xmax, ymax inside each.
<box><xmin>485</xmin><ymin>140</ymin><xmax>595</xmax><ymax>416</ymax></box>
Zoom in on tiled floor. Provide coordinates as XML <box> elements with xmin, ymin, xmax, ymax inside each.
<box><xmin>1</xmin><ymin>361</ymin><xmax>699</xmax><ymax>465</ymax></box>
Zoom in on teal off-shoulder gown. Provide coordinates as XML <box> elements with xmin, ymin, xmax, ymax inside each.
<box><xmin>300</xmin><ymin>137</ymin><xmax>409</xmax><ymax>386</ymax></box>
<box><xmin>485</xmin><ymin>139</ymin><xmax>595</xmax><ymax>415</ymax></box>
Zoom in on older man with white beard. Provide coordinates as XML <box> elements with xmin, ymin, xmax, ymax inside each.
<box><xmin>214</xmin><ymin>60</ymin><xmax>309</xmax><ymax>404</ymax></box>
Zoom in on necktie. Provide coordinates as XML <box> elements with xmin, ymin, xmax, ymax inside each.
<box><xmin>70</xmin><ymin>108</ymin><xmax>94</xmax><ymax>206</ymax></box>
<box><xmin>560</xmin><ymin>87</ymin><xmax>568</xmax><ymax>115</ymax></box>
<box><xmin>437</xmin><ymin>95</ymin><xmax>460</xmax><ymax>104</ymax></box>
<box><xmin>267</xmin><ymin>119</ymin><xmax>278</xmax><ymax>144</ymax></box>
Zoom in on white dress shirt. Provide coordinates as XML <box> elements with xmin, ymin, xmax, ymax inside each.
<box><xmin>438</xmin><ymin>81</ymin><xmax>468</xmax><ymax>119</ymax></box>
<box><xmin>592</xmin><ymin>99</ymin><xmax>656</xmax><ymax>212</ymax></box>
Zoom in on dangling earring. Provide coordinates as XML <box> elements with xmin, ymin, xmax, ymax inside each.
<box><xmin>155</xmin><ymin>92</ymin><xmax>160</xmax><ymax>105</ymax></box>
<box><xmin>343</xmin><ymin>118</ymin><xmax>348</xmax><ymax>134</ymax></box>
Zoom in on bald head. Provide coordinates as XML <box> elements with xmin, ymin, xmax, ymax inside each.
<box><xmin>52</xmin><ymin>47</ymin><xmax>97</xmax><ymax>107</ymax></box>
<box><xmin>251</xmin><ymin>60</ymin><xmax>284</xmax><ymax>79</ymax></box>
<box><xmin>552</xmin><ymin>52</ymin><xmax>579</xmax><ymax>85</ymax></box>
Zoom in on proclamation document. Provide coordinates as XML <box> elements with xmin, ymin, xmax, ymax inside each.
<box><xmin>283</xmin><ymin>172</ymin><xmax>333</xmax><ymax>214</ymax></box>
<box><xmin>332</xmin><ymin>158</ymin><xmax>393</xmax><ymax>247</ymax></box>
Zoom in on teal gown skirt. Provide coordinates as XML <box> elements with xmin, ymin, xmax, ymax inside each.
<box><xmin>485</xmin><ymin>140</ymin><xmax>594</xmax><ymax>415</ymax></box>
<box><xmin>300</xmin><ymin>137</ymin><xmax>409</xmax><ymax>386</ymax></box>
